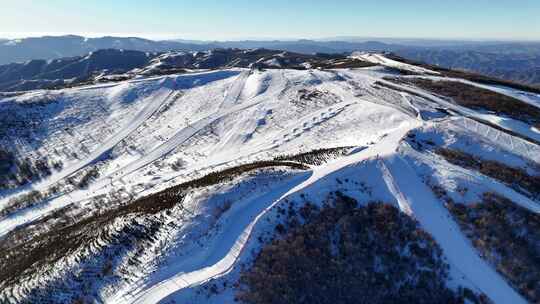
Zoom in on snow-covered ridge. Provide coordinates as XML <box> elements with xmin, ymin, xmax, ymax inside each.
<box><xmin>0</xmin><ymin>53</ymin><xmax>538</xmax><ymax>304</ymax></box>
<box><xmin>352</xmin><ymin>52</ymin><xmax>441</xmax><ymax>75</ymax></box>
<box><xmin>0</xmin><ymin>48</ymin><xmax>374</xmax><ymax>93</ymax></box>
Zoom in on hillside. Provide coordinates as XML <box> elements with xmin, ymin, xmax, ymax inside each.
<box><xmin>2</xmin><ymin>35</ymin><xmax>540</xmax><ymax>88</ymax></box>
<box><xmin>394</xmin><ymin>48</ymin><xmax>540</xmax><ymax>87</ymax></box>
<box><xmin>0</xmin><ymin>48</ymin><xmax>378</xmax><ymax>92</ymax></box>
<box><xmin>0</xmin><ymin>52</ymin><xmax>539</xmax><ymax>304</ymax></box>
<box><xmin>0</xmin><ymin>35</ymin><xmax>212</xmax><ymax>65</ymax></box>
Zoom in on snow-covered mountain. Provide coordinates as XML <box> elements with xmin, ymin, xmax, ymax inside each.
<box><xmin>0</xmin><ymin>52</ymin><xmax>539</xmax><ymax>304</ymax></box>
<box><xmin>0</xmin><ymin>48</ymin><xmax>372</xmax><ymax>92</ymax></box>
<box><xmin>0</xmin><ymin>35</ymin><xmax>212</xmax><ymax>65</ymax></box>
<box><xmin>3</xmin><ymin>35</ymin><xmax>540</xmax><ymax>88</ymax></box>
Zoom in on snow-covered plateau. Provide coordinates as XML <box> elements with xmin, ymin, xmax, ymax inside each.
<box><xmin>0</xmin><ymin>52</ymin><xmax>539</xmax><ymax>304</ymax></box>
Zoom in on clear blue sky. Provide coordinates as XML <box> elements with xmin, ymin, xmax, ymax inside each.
<box><xmin>1</xmin><ymin>0</ymin><xmax>539</xmax><ymax>40</ymax></box>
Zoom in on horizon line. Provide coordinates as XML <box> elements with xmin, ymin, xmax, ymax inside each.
<box><xmin>1</xmin><ymin>32</ymin><xmax>539</xmax><ymax>43</ymax></box>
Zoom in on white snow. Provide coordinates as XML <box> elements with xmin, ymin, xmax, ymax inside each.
<box><xmin>380</xmin><ymin>155</ymin><xmax>526</xmax><ymax>303</ymax></box>
<box><xmin>1</xmin><ymin>53</ymin><xmax>537</xmax><ymax>304</ymax></box>
<box><xmin>352</xmin><ymin>52</ymin><xmax>441</xmax><ymax>75</ymax></box>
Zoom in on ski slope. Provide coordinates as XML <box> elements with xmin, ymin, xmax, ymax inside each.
<box><xmin>1</xmin><ymin>53</ymin><xmax>539</xmax><ymax>304</ymax></box>
<box><xmin>380</xmin><ymin>156</ymin><xmax>527</xmax><ymax>304</ymax></box>
<box><xmin>352</xmin><ymin>52</ymin><xmax>440</xmax><ymax>75</ymax></box>
<box><xmin>120</xmin><ymin>117</ymin><xmax>530</xmax><ymax>304</ymax></box>
<box><xmin>33</xmin><ymin>87</ymin><xmax>176</xmax><ymax>191</ymax></box>
<box><xmin>117</xmin><ymin>121</ymin><xmax>417</xmax><ymax>304</ymax></box>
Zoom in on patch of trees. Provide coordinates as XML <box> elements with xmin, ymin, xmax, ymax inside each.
<box><xmin>0</xmin><ymin>160</ymin><xmax>309</xmax><ymax>293</ymax></box>
<box><xmin>0</xmin><ymin>149</ymin><xmax>14</xmax><ymax>174</ymax></box>
<box><xmin>0</xmin><ymin>209</ymin><xmax>163</xmax><ymax>303</ymax></box>
<box><xmin>1</xmin><ymin>191</ymin><xmax>44</xmax><ymax>218</ymax></box>
<box><xmin>236</xmin><ymin>193</ymin><xmax>488</xmax><ymax>304</ymax></box>
<box><xmin>73</xmin><ymin>167</ymin><xmax>101</xmax><ymax>189</ymax></box>
<box><xmin>128</xmin><ymin>160</ymin><xmax>308</xmax><ymax>216</ymax></box>
<box><xmin>379</xmin><ymin>80</ymin><xmax>540</xmax><ymax>145</ymax></box>
<box><xmin>291</xmin><ymin>88</ymin><xmax>341</xmax><ymax>109</ymax></box>
<box><xmin>0</xmin><ymin>149</ymin><xmax>18</xmax><ymax>188</ymax></box>
<box><xmin>0</xmin><ymin>204</ymin><xmax>120</xmax><ymax>287</ymax></box>
<box><xmin>385</xmin><ymin>66</ymin><xmax>424</xmax><ymax>76</ymax></box>
<box><xmin>385</xmin><ymin>53</ymin><xmax>540</xmax><ymax>94</ymax></box>
<box><xmin>274</xmin><ymin>147</ymin><xmax>353</xmax><ymax>166</ymax></box>
<box><xmin>0</xmin><ymin>149</ymin><xmax>63</xmax><ymax>189</ymax></box>
<box><xmin>400</xmin><ymin>78</ymin><xmax>540</xmax><ymax>128</ymax></box>
<box><xmin>446</xmin><ymin>193</ymin><xmax>540</xmax><ymax>303</ymax></box>
<box><xmin>312</xmin><ymin>58</ymin><xmax>377</xmax><ymax>69</ymax></box>
<box><xmin>298</xmin><ymin>88</ymin><xmax>326</xmax><ymax>101</ymax></box>
<box><xmin>436</xmin><ymin>148</ymin><xmax>540</xmax><ymax>200</ymax></box>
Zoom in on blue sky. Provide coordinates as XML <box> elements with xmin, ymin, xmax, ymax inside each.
<box><xmin>1</xmin><ymin>0</ymin><xmax>539</xmax><ymax>40</ymax></box>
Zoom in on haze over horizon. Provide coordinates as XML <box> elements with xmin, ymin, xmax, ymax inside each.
<box><xmin>2</xmin><ymin>33</ymin><xmax>540</xmax><ymax>43</ymax></box>
<box><xmin>0</xmin><ymin>0</ymin><xmax>539</xmax><ymax>41</ymax></box>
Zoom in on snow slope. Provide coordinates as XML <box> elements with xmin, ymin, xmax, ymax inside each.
<box><xmin>352</xmin><ymin>52</ymin><xmax>441</xmax><ymax>75</ymax></box>
<box><xmin>380</xmin><ymin>155</ymin><xmax>526</xmax><ymax>303</ymax></box>
<box><xmin>1</xmin><ymin>53</ymin><xmax>539</xmax><ymax>304</ymax></box>
<box><xmin>119</xmin><ymin>121</ymin><xmax>416</xmax><ymax>304</ymax></box>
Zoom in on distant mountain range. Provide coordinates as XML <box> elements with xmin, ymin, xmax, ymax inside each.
<box><xmin>0</xmin><ymin>35</ymin><xmax>404</xmax><ymax>65</ymax></box>
<box><xmin>395</xmin><ymin>49</ymin><xmax>540</xmax><ymax>87</ymax></box>
<box><xmin>0</xmin><ymin>49</ymin><xmax>157</xmax><ymax>91</ymax></box>
<box><xmin>1</xmin><ymin>35</ymin><xmax>539</xmax><ymax>87</ymax></box>
<box><xmin>0</xmin><ymin>35</ymin><xmax>213</xmax><ymax>65</ymax></box>
<box><xmin>0</xmin><ymin>48</ymin><xmax>376</xmax><ymax>92</ymax></box>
